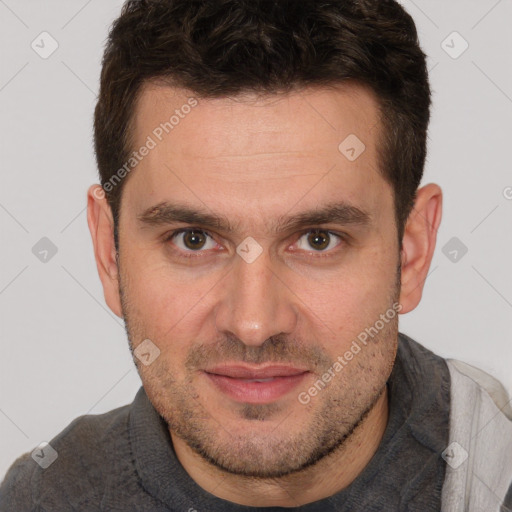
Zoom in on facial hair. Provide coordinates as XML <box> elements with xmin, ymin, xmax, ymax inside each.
<box><xmin>119</xmin><ymin>263</ymin><xmax>401</xmax><ymax>478</ymax></box>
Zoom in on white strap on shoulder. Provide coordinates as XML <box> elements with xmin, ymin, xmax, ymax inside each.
<box><xmin>441</xmin><ymin>359</ymin><xmax>512</xmax><ymax>512</ymax></box>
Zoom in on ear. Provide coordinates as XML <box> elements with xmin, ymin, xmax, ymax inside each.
<box><xmin>399</xmin><ymin>183</ymin><xmax>443</xmax><ymax>314</ymax></box>
<box><xmin>87</xmin><ymin>185</ymin><xmax>123</xmax><ymax>318</ymax></box>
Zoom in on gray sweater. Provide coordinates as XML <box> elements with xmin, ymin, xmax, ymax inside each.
<box><xmin>1</xmin><ymin>333</ymin><xmax>511</xmax><ymax>511</ymax></box>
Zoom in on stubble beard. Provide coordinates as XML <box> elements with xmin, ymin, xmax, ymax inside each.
<box><xmin>119</xmin><ymin>266</ymin><xmax>400</xmax><ymax>479</ymax></box>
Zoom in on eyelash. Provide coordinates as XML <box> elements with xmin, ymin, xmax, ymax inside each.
<box><xmin>162</xmin><ymin>228</ymin><xmax>347</xmax><ymax>260</ymax></box>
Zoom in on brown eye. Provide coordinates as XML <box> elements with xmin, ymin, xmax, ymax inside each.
<box><xmin>307</xmin><ymin>230</ymin><xmax>330</xmax><ymax>250</ymax></box>
<box><xmin>183</xmin><ymin>230</ymin><xmax>207</xmax><ymax>250</ymax></box>
<box><xmin>296</xmin><ymin>230</ymin><xmax>342</xmax><ymax>253</ymax></box>
<box><xmin>171</xmin><ymin>229</ymin><xmax>216</xmax><ymax>252</ymax></box>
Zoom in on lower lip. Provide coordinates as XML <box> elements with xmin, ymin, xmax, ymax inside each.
<box><xmin>205</xmin><ymin>372</ymin><xmax>309</xmax><ymax>404</ymax></box>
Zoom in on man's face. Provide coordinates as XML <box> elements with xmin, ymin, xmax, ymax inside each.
<box><xmin>116</xmin><ymin>83</ymin><xmax>401</xmax><ymax>477</ymax></box>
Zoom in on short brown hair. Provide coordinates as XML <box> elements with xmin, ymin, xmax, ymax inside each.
<box><xmin>94</xmin><ymin>0</ymin><xmax>431</xmax><ymax>247</ymax></box>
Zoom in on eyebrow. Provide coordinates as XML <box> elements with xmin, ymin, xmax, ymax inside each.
<box><xmin>137</xmin><ymin>201</ymin><xmax>372</xmax><ymax>234</ymax></box>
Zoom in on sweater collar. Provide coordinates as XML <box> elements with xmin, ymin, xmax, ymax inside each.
<box><xmin>129</xmin><ymin>332</ymin><xmax>450</xmax><ymax>511</ymax></box>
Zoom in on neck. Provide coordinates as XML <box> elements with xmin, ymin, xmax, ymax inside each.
<box><xmin>171</xmin><ymin>385</ymin><xmax>389</xmax><ymax>507</ymax></box>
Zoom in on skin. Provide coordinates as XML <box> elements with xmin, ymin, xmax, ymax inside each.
<box><xmin>87</xmin><ymin>82</ymin><xmax>442</xmax><ymax>507</ymax></box>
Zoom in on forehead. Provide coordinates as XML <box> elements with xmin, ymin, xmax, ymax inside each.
<box><xmin>133</xmin><ymin>81</ymin><xmax>381</xmax><ymax>157</ymax></box>
<box><xmin>123</xmin><ymin>81</ymin><xmax>392</xmax><ymax>231</ymax></box>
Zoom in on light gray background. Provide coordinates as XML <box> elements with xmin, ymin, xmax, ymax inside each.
<box><xmin>0</xmin><ymin>0</ymin><xmax>511</xmax><ymax>481</ymax></box>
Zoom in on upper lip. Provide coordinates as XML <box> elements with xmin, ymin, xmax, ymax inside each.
<box><xmin>204</xmin><ymin>364</ymin><xmax>309</xmax><ymax>379</ymax></box>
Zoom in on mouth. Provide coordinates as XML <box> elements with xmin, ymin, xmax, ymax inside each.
<box><xmin>203</xmin><ymin>364</ymin><xmax>310</xmax><ymax>404</ymax></box>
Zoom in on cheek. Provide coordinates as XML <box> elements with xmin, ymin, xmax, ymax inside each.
<box><xmin>301</xmin><ymin>282</ymin><xmax>391</xmax><ymax>347</ymax></box>
<box><xmin>295</xmin><ymin>252</ymin><xmax>397</xmax><ymax>329</ymax></box>
<box><xmin>121</xmin><ymin>249</ymin><xmax>219</xmax><ymax>339</ymax></box>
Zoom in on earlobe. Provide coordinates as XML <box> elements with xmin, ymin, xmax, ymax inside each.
<box><xmin>87</xmin><ymin>185</ymin><xmax>123</xmax><ymax>318</ymax></box>
<box><xmin>398</xmin><ymin>183</ymin><xmax>443</xmax><ymax>314</ymax></box>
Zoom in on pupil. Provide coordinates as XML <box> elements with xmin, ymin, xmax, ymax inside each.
<box><xmin>308</xmin><ymin>231</ymin><xmax>329</xmax><ymax>250</ymax></box>
<box><xmin>184</xmin><ymin>231</ymin><xmax>205</xmax><ymax>250</ymax></box>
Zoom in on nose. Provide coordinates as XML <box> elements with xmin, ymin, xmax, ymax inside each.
<box><xmin>214</xmin><ymin>249</ymin><xmax>298</xmax><ymax>347</ymax></box>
